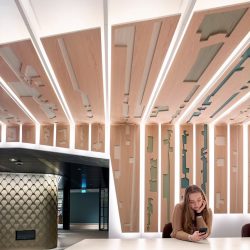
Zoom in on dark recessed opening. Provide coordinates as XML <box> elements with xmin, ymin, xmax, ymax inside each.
<box><xmin>16</xmin><ymin>230</ymin><xmax>36</xmax><ymax>240</ymax></box>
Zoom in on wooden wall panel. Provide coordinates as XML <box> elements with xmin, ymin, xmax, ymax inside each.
<box><xmin>145</xmin><ymin>124</ymin><xmax>158</xmax><ymax>232</ymax></box>
<box><xmin>91</xmin><ymin>123</ymin><xmax>105</xmax><ymax>153</ymax></box>
<box><xmin>112</xmin><ymin>16</ymin><xmax>179</xmax><ymax>124</ymax></box>
<box><xmin>196</xmin><ymin>124</ymin><xmax>209</xmax><ymax>199</ymax></box>
<box><xmin>75</xmin><ymin>124</ymin><xmax>89</xmax><ymax>150</ymax></box>
<box><xmin>180</xmin><ymin>125</ymin><xmax>193</xmax><ymax>200</ymax></box>
<box><xmin>40</xmin><ymin>125</ymin><xmax>54</xmax><ymax>146</ymax></box>
<box><xmin>110</xmin><ymin>124</ymin><xmax>140</xmax><ymax>232</ymax></box>
<box><xmin>42</xmin><ymin>29</ymin><xmax>104</xmax><ymax>124</ymax></box>
<box><xmin>214</xmin><ymin>125</ymin><xmax>227</xmax><ymax>213</ymax></box>
<box><xmin>161</xmin><ymin>124</ymin><xmax>174</xmax><ymax>229</ymax></box>
<box><xmin>22</xmin><ymin>124</ymin><xmax>35</xmax><ymax>144</ymax></box>
<box><xmin>230</xmin><ymin>125</ymin><xmax>243</xmax><ymax>213</ymax></box>
<box><xmin>6</xmin><ymin>125</ymin><xmax>19</xmax><ymax>142</ymax></box>
<box><xmin>56</xmin><ymin>124</ymin><xmax>69</xmax><ymax>148</ymax></box>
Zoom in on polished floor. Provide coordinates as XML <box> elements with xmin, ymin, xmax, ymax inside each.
<box><xmin>53</xmin><ymin>226</ymin><xmax>108</xmax><ymax>250</ymax></box>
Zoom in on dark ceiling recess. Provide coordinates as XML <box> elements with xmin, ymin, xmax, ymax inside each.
<box><xmin>0</xmin><ymin>148</ymin><xmax>109</xmax><ymax>190</ymax></box>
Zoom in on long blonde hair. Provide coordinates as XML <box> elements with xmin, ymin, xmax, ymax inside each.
<box><xmin>182</xmin><ymin>185</ymin><xmax>209</xmax><ymax>234</ymax></box>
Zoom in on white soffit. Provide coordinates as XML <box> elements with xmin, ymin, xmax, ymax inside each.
<box><xmin>109</xmin><ymin>0</ymin><xmax>183</xmax><ymax>25</ymax></box>
<box><xmin>29</xmin><ymin>0</ymin><xmax>104</xmax><ymax>37</ymax></box>
<box><xmin>0</xmin><ymin>0</ymin><xmax>29</xmax><ymax>44</ymax></box>
<box><xmin>194</xmin><ymin>0</ymin><xmax>250</xmax><ymax>11</ymax></box>
<box><xmin>1</xmin><ymin>0</ymin><xmax>247</xmax><ymax>45</ymax></box>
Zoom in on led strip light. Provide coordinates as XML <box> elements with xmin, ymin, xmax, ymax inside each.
<box><xmin>0</xmin><ymin>77</ymin><xmax>40</xmax><ymax>125</ymax></box>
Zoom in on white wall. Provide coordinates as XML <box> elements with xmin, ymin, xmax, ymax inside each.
<box><xmin>211</xmin><ymin>214</ymin><xmax>250</xmax><ymax>238</ymax></box>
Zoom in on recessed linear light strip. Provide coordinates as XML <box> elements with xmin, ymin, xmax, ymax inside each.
<box><xmin>35</xmin><ymin>124</ymin><xmax>40</xmax><ymax>145</ymax></box>
<box><xmin>141</xmin><ymin>0</ymin><xmax>196</xmax><ymax>123</ymax></box>
<box><xmin>0</xmin><ymin>77</ymin><xmax>40</xmax><ymax>125</ymax></box>
<box><xmin>208</xmin><ymin>124</ymin><xmax>215</xmax><ymax>212</ymax></box>
<box><xmin>177</xmin><ymin>31</ymin><xmax>250</xmax><ymax>124</ymax></box>
<box><xmin>70</xmin><ymin>123</ymin><xmax>75</xmax><ymax>149</ymax></box>
<box><xmin>15</xmin><ymin>0</ymin><xmax>74</xmax><ymax>125</ymax></box>
<box><xmin>139</xmin><ymin>123</ymin><xmax>145</xmax><ymax>234</ymax></box>
<box><xmin>0</xmin><ymin>121</ymin><xmax>6</xmax><ymax>143</ymax></box>
<box><xmin>19</xmin><ymin>124</ymin><xmax>22</xmax><ymax>142</ymax></box>
<box><xmin>227</xmin><ymin>124</ymin><xmax>230</xmax><ymax>213</ymax></box>
<box><xmin>88</xmin><ymin>123</ymin><xmax>92</xmax><ymax>151</ymax></box>
<box><xmin>193</xmin><ymin>124</ymin><xmax>196</xmax><ymax>184</ymax></box>
<box><xmin>101</xmin><ymin>0</ymin><xmax>110</xmax><ymax>154</ymax></box>
<box><xmin>53</xmin><ymin>123</ymin><xmax>56</xmax><ymax>147</ymax></box>
<box><xmin>242</xmin><ymin>123</ymin><xmax>248</xmax><ymax>214</ymax></box>
<box><xmin>174</xmin><ymin>123</ymin><xmax>180</xmax><ymax>204</ymax></box>
<box><xmin>158</xmin><ymin>123</ymin><xmax>162</xmax><ymax>232</ymax></box>
<box><xmin>211</xmin><ymin>92</ymin><xmax>250</xmax><ymax>125</ymax></box>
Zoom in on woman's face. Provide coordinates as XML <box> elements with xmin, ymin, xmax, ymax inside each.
<box><xmin>188</xmin><ymin>192</ymin><xmax>203</xmax><ymax>211</ymax></box>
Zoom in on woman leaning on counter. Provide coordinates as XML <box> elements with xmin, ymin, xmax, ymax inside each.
<box><xmin>171</xmin><ymin>185</ymin><xmax>213</xmax><ymax>242</ymax></box>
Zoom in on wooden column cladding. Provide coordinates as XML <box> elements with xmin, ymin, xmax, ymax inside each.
<box><xmin>75</xmin><ymin>124</ymin><xmax>89</xmax><ymax>150</ymax></box>
<box><xmin>110</xmin><ymin>124</ymin><xmax>140</xmax><ymax>232</ymax></box>
<box><xmin>145</xmin><ymin>124</ymin><xmax>158</xmax><ymax>232</ymax></box>
<box><xmin>6</xmin><ymin>125</ymin><xmax>20</xmax><ymax>142</ymax></box>
<box><xmin>161</xmin><ymin>124</ymin><xmax>175</xmax><ymax>229</ymax></box>
<box><xmin>40</xmin><ymin>124</ymin><xmax>54</xmax><ymax>146</ymax></box>
<box><xmin>180</xmin><ymin>124</ymin><xmax>193</xmax><ymax>200</ymax></box>
<box><xmin>196</xmin><ymin>124</ymin><xmax>209</xmax><ymax>199</ymax></box>
<box><xmin>214</xmin><ymin>125</ymin><xmax>227</xmax><ymax>213</ymax></box>
<box><xmin>56</xmin><ymin>124</ymin><xmax>70</xmax><ymax>148</ymax></box>
<box><xmin>91</xmin><ymin>123</ymin><xmax>105</xmax><ymax>153</ymax></box>
<box><xmin>230</xmin><ymin>124</ymin><xmax>243</xmax><ymax>213</ymax></box>
<box><xmin>22</xmin><ymin>124</ymin><xmax>35</xmax><ymax>144</ymax></box>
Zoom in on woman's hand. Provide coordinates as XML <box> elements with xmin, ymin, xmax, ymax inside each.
<box><xmin>197</xmin><ymin>200</ymin><xmax>206</xmax><ymax>213</ymax></box>
<box><xmin>189</xmin><ymin>231</ymin><xmax>208</xmax><ymax>242</ymax></box>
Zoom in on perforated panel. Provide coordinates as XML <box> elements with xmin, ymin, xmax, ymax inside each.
<box><xmin>0</xmin><ymin>173</ymin><xmax>59</xmax><ymax>249</ymax></box>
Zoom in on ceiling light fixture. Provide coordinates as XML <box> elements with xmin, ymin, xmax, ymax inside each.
<box><xmin>9</xmin><ymin>158</ymin><xmax>17</xmax><ymax>162</ymax></box>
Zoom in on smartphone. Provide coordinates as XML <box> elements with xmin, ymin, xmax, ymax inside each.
<box><xmin>199</xmin><ymin>227</ymin><xmax>207</xmax><ymax>234</ymax></box>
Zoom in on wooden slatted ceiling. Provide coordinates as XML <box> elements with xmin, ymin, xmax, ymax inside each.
<box><xmin>42</xmin><ymin>28</ymin><xmax>104</xmax><ymax>124</ymax></box>
<box><xmin>149</xmin><ymin>3</ymin><xmax>250</xmax><ymax>124</ymax></box>
<box><xmin>0</xmin><ymin>40</ymin><xmax>67</xmax><ymax>124</ymax></box>
<box><xmin>190</xmin><ymin>45</ymin><xmax>250</xmax><ymax>124</ymax></box>
<box><xmin>111</xmin><ymin>15</ymin><xmax>180</xmax><ymax>124</ymax></box>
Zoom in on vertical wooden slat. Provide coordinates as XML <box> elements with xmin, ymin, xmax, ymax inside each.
<box><xmin>230</xmin><ymin>125</ymin><xmax>243</xmax><ymax>213</ymax></box>
<box><xmin>110</xmin><ymin>124</ymin><xmax>140</xmax><ymax>232</ymax></box>
<box><xmin>161</xmin><ymin>124</ymin><xmax>175</xmax><ymax>229</ymax></box>
<box><xmin>180</xmin><ymin>124</ymin><xmax>193</xmax><ymax>200</ymax></box>
<box><xmin>145</xmin><ymin>124</ymin><xmax>158</xmax><ymax>232</ymax></box>
<box><xmin>196</xmin><ymin>124</ymin><xmax>209</xmax><ymax>199</ymax></box>
<box><xmin>214</xmin><ymin>125</ymin><xmax>227</xmax><ymax>213</ymax></box>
